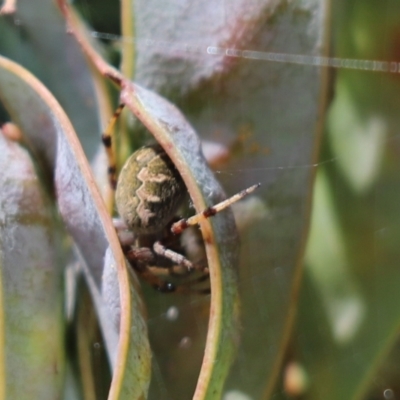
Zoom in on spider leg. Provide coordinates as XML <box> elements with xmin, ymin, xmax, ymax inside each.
<box><xmin>125</xmin><ymin>245</ymin><xmax>202</xmax><ymax>276</ymax></box>
<box><xmin>125</xmin><ymin>244</ymin><xmax>209</xmax><ymax>293</ymax></box>
<box><xmin>153</xmin><ymin>240</ymin><xmax>195</xmax><ymax>271</ymax></box>
<box><xmin>134</xmin><ymin>263</ymin><xmax>210</xmax><ymax>294</ymax></box>
<box><xmin>124</xmin><ymin>247</ymin><xmax>176</xmax><ymax>292</ymax></box>
<box><xmin>171</xmin><ymin>183</ymin><xmax>261</xmax><ymax>234</ymax></box>
<box><xmin>101</xmin><ymin>103</ymin><xmax>125</xmax><ymax>190</ymax></box>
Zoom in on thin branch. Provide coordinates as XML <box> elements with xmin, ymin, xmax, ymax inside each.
<box><xmin>56</xmin><ymin>0</ymin><xmax>124</xmax><ymax>87</ymax></box>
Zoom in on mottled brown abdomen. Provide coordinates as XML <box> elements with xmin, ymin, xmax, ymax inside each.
<box><xmin>115</xmin><ymin>145</ymin><xmax>185</xmax><ymax>235</ymax></box>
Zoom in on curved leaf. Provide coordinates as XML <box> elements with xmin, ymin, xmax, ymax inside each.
<box><xmin>54</xmin><ymin>22</ymin><xmax>240</xmax><ymax>396</ymax></box>
<box><xmin>55</xmin><ymin>3</ymin><xmax>244</xmax><ymax>397</ymax></box>
<box><xmin>58</xmin><ymin>0</ymin><xmax>331</xmax><ymax>397</ymax></box>
<box><xmin>121</xmin><ymin>82</ymin><xmax>241</xmax><ymax>400</ymax></box>
<box><xmin>0</xmin><ymin>131</ymin><xmax>64</xmax><ymax>399</ymax></box>
<box><xmin>0</xmin><ymin>0</ymin><xmax>101</xmax><ymax>160</ymax></box>
<box><xmin>130</xmin><ymin>0</ymin><xmax>331</xmax><ymax>397</ymax></box>
<box><xmin>0</xmin><ymin>55</ymin><xmax>151</xmax><ymax>399</ymax></box>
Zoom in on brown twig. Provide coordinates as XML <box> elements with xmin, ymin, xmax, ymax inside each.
<box><xmin>56</xmin><ymin>0</ymin><xmax>124</xmax><ymax>87</ymax></box>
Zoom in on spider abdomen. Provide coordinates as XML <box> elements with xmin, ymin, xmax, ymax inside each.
<box><xmin>115</xmin><ymin>145</ymin><xmax>185</xmax><ymax>235</ymax></box>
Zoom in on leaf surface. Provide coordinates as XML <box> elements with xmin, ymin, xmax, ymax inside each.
<box><xmin>0</xmin><ymin>55</ymin><xmax>151</xmax><ymax>400</ymax></box>
<box><xmin>0</xmin><ymin>130</ymin><xmax>64</xmax><ymax>399</ymax></box>
<box><xmin>129</xmin><ymin>0</ymin><xmax>331</xmax><ymax>397</ymax></box>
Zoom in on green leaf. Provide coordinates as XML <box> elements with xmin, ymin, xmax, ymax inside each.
<box><xmin>0</xmin><ymin>130</ymin><xmax>64</xmax><ymax>399</ymax></box>
<box><xmin>120</xmin><ymin>82</ymin><xmax>241</xmax><ymax>400</ymax></box>
<box><xmin>0</xmin><ymin>0</ymin><xmax>101</xmax><ymax>160</ymax></box>
<box><xmin>126</xmin><ymin>0</ymin><xmax>332</xmax><ymax>397</ymax></box>
<box><xmin>0</xmin><ymin>55</ymin><xmax>151</xmax><ymax>399</ymax></box>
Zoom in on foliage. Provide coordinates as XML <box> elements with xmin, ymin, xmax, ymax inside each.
<box><xmin>3</xmin><ymin>0</ymin><xmax>400</xmax><ymax>400</ymax></box>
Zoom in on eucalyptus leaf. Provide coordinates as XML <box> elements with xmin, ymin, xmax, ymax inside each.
<box><xmin>0</xmin><ymin>55</ymin><xmax>151</xmax><ymax>399</ymax></box>
<box><xmin>120</xmin><ymin>82</ymin><xmax>241</xmax><ymax>400</ymax></box>
<box><xmin>52</xmin><ymin>4</ymin><xmax>247</xmax><ymax>396</ymax></box>
<box><xmin>0</xmin><ymin>131</ymin><xmax>64</xmax><ymax>399</ymax></box>
<box><xmin>0</xmin><ymin>0</ymin><xmax>101</xmax><ymax>160</ymax></box>
<box><xmin>128</xmin><ymin>0</ymin><xmax>331</xmax><ymax>397</ymax></box>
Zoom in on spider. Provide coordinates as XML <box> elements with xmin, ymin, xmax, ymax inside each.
<box><xmin>102</xmin><ymin>104</ymin><xmax>259</xmax><ymax>293</ymax></box>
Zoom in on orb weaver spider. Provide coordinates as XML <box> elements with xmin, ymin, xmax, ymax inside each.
<box><xmin>102</xmin><ymin>103</ymin><xmax>259</xmax><ymax>293</ymax></box>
